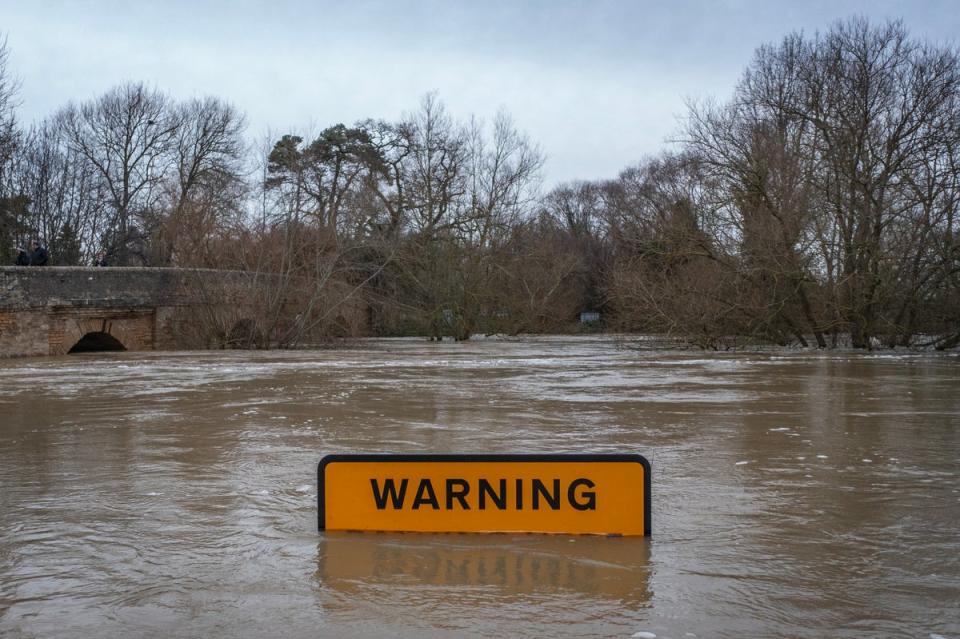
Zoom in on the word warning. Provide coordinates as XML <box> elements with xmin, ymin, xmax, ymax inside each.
<box><xmin>318</xmin><ymin>454</ymin><xmax>651</xmax><ymax>536</ymax></box>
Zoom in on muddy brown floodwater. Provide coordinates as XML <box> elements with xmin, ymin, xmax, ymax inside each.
<box><xmin>1</xmin><ymin>336</ymin><xmax>958</xmax><ymax>638</ymax></box>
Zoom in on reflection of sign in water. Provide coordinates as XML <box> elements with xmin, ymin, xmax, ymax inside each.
<box><xmin>318</xmin><ymin>532</ymin><xmax>651</xmax><ymax>601</ymax></box>
<box><xmin>318</xmin><ymin>454</ymin><xmax>650</xmax><ymax>536</ymax></box>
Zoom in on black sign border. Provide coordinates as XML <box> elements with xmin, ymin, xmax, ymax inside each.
<box><xmin>317</xmin><ymin>453</ymin><xmax>651</xmax><ymax>536</ymax></box>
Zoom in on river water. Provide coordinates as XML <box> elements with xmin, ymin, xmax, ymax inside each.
<box><xmin>0</xmin><ymin>336</ymin><xmax>958</xmax><ymax>638</ymax></box>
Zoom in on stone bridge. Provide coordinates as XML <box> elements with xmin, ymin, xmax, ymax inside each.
<box><xmin>0</xmin><ymin>267</ymin><xmax>265</xmax><ymax>358</ymax></box>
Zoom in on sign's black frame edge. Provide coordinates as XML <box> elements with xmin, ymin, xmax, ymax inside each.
<box><xmin>317</xmin><ymin>453</ymin><xmax>652</xmax><ymax>536</ymax></box>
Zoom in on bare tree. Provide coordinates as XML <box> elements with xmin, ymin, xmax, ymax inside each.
<box><xmin>151</xmin><ymin>96</ymin><xmax>247</xmax><ymax>265</ymax></box>
<box><xmin>388</xmin><ymin>95</ymin><xmax>470</xmax><ymax>337</ymax></box>
<box><xmin>605</xmin><ymin>154</ymin><xmax>748</xmax><ymax>347</ymax></box>
<box><xmin>57</xmin><ymin>82</ymin><xmax>178</xmax><ymax>264</ymax></box>
<box><xmin>542</xmin><ymin>180</ymin><xmax>611</xmax><ymax>313</ymax></box>
<box><xmin>0</xmin><ymin>34</ymin><xmax>24</xmax><ymax>264</ymax></box>
<box><xmin>439</xmin><ymin>110</ymin><xmax>543</xmax><ymax>339</ymax></box>
<box><xmin>0</xmin><ymin>35</ymin><xmax>18</xmax><ymax>174</ymax></box>
<box><xmin>11</xmin><ymin>121</ymin><xmax>104</xmax><ymax>264</ymax></box>
<box><xmin>492</xmin><ymin>213</ymin><xmax>587</xmax><ymax>334</ymax></box>
<box><xmin>669</xmin><ymin>18</ymin><xmax>960</xmax><ymax>348</ymax></box>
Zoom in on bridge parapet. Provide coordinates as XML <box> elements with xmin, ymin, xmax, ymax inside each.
<box><xmin>0</xmin><ymin>266</ymin><xmax>251</xmax><ymax>310</ymax></box>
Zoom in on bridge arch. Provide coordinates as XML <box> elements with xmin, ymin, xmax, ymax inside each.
<box><xmin>68</xmin><ymin>331</ymin><xmax>127</xmax><ymax>353</ymax></box>
<box><xmin>52</xmin><ymin>312</ymin><xmax>155</xmax><ymax>357</ymax></box>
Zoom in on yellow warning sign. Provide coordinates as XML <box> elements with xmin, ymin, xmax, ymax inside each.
<box><xmin>318</xmin><ymin>454</ymin><xmax>650</xmax><ymax>536</ymax></box>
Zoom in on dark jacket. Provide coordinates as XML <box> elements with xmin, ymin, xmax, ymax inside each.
<box><xmin>15</xmin><ymin>250</ymin><xmax>30</xmax><ymax>266</ymax></box>
<box><xmin>29</xmin><ymin>246</ymin><xmax>48</xmax><ymax>266</ymax></box>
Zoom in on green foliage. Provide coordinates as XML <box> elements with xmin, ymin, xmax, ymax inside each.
<box><xmin>266</xmin><ymin>126</ymin><xmax>386</xmax><ymax>191</ymax></box>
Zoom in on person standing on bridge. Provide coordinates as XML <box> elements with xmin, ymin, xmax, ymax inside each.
<box><xmin>93</xmin><ymin>250</ymin><xmax>109</xmax><ymax>267</ymax></box>
<box><xmin>13</xmin><ymin>240</ymin><xmax>46</xmax><ymax>266</ymax></box>
<box><xmin>28</xmin><ymin>239</ymin><xmax>48</xmax><ymax>266</ymax></box>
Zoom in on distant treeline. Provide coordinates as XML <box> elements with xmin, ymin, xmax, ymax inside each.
<box><xmin>1</xmin><ymin>18</ymin><xmax>958</xmax><ymax>349</ymax></box>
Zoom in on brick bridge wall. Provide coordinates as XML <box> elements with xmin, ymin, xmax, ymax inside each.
<box><xmin>0</xmin><ymin>267</ymin><xmax>262</xmax><ymax>358</ymax></box>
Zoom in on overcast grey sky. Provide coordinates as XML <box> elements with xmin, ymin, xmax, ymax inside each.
<box><xmin>3</xmin><ymin>1</ymin><xmax>959</xmax><ymax>186</ymax></box>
